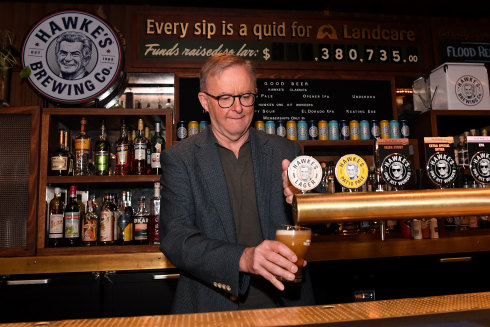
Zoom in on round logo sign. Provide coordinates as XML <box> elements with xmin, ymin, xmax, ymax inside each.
<box><xmin>22</xmin><ymin>10</ymin><xmax>123</xmax><ymax>104</ymax></box>
<box><xmin>427</xmin><ymin>153</ymin><xmax>457</xmax><ymax>187</ymax></box>
<box><xmin>287</xmin><ymin>155</ymin><xmax>322</xmax><ymax>192</ymax></box>
<box><xmin>334</xmin><ymin>154</ymin><xmax>368</xmax><ymax>189</ymax></box>
<box><xmin>380</xmin><ymin>153</ymin><xmax>412</xmax><ymax>189</ymax></box>
<box><xmin>455</xmin><ymin>75</ymin><xmax>484</xmax><ymax>106</ymax></box>
<box><xmin>470</xmin><ymin>151</ymin><xmax>490</xmax><ymax>184</ymax></box>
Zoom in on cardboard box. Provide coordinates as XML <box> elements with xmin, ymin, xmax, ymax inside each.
<box><xmin>429</xmin><ymin>62</ymin><xmax>490</xmax><ymax>110</ymax></box>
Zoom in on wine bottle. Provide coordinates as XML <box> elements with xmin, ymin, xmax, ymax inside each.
<box><xmin>115</xmin><ymin>119</ymin><xmax>130</xmax><ymax>175</ymax></box>
<box><xmin>74</xmin><ymin>117</ymin><xmax>91</xmax><ymax>176</ymax></box>
<box><xmin>48</xmin><ymin>187</ymin><xmax>65</xmax><ymax>247</ymax></box>
<box><xmin>117</xmin><ymin>190</ymin><xmax>133</xmax><ymax>245</ymax></box>
<box><xmin>151</xmin><ymin>122</ymin><xmax>165</xmax><ymax>175</ymax></box>
<box><xmin>99</xmin><ymin>193</ymin><xmax>115</xmax><ymax>246</ymax></box>
<box><xmin>95</xmin><ymin>119</ymin><xmax>110</xmax><ymax>175</ymax></box>
<box><xmin>133</xmin><ymin>119</ymin><xmax>148</xmax><ymax>175</ymax></box>
<box><xmin>81</xmin><ymin>199</ymin><xmax>98</xmax><ymax>246</ymax></box>
<box><xmin>133</xmin><ymin>196</ymin><xmax>149</xmax><ymax>244</ymax></box>
<box><xmin>64</xmin><ymin>185</ymin><xmax>81</xmax><ymax>247</ymax></box>
<box><xmin>149</xmin><ymin>182</ymin><xmax>161</xmax><ymax>244</ymax></box>
<box><xmin>50</xmin><ymin>129</ymin><xmax>69</xmax><ymax>176</ymax></box>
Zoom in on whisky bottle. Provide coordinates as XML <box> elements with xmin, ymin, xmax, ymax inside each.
<box><xmin>50</xmin><ymin>129</ymin><xmax>69</xmax><ymax>176</ymax></box>
<box><xmin>64</xmin><ymin>185</ymin><xmax>81</xmax><ymax>247</ymax></box>
<box><xmin>95</xmin><ymin>119</ymin><xmax>110</xmax><ymax>175</ymax></box>
<box><xmin>115</xmin><ymin>119</ymin><xmax>130</xmax><ymax>175</ymax></box>
<box><xmin>133</xmin><ymin>196</ymin><xmax>149</xmax><ymax>244</ymax></box>
<box><xmin>74</xmin><ymin>117</ymin><xmax>91</xmax><ymax>175</ymax></box>
<box><xmin>151</xmin><ymin>122</ymin><xmax>165</xmax><ymax>175</ymax></box>
<box><xmin>48</xmin><ymin>187</ymin><xmax>64</xmax><ymax>247</ymax></box>
<box><xmin>129</xmin><ymin>129</ymin><xmax>136</xmax><ymax>174</ymax></box>
<box><xmin>117</xmin><ymin>190</ymin><xmax>133</xmax><ymax>244</ymax></box>
<box><xmin>81</xmin><ymin>199</ymin><xmax>98</xmax><ymax>246</ymax></box>
<box><xmin>133</xmin><ymin>119</ymin><xmax>148</xmax><ymax>175</ymax></box>
<box><xmin>99</xmin><ymin>193</ymin><xmax>115</xmax><ymax>245</ymax></box>
<box><xmin>145</xmin><ymin>126</ymin><xmax>152</xmax><ymax>175</ymax></box>
<box><xmin>64</xmin><ymin>130</ymin><xmax>74</xmax><ymax>176</ymax></box>
<box><xmin>149</xmin><ymin>182</ymin><xmax>161</xmax><ymax>244</ymax></box>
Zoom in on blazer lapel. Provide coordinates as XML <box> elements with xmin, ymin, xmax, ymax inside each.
<box><xmin>194</xmin><ymin>128</ymin><xmax>237</xmax><ymax>242</ymax></box>
<box><xmin>250</xmin><ymin>129</ymin><xmax>273</xmax><ymax>239</ymax></box>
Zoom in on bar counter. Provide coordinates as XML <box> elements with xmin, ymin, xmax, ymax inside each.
<box><xmin>2</xmin><ymin>291</ymin><xmax>490</xmax><ymax>327</ymax></box>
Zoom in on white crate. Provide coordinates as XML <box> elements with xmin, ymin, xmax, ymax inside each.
<box><xmin>429</xmin><ymin>62</ymin><xmax>490</xmax><ymax>110</ymax></box>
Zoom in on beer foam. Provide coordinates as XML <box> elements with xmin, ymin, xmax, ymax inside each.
<box><xmin>276</xmin><ymin>229</ymin><xmax>311</xmax><ymax>236</ymax></box>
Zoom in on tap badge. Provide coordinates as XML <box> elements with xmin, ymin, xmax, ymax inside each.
<box><xmin>334</xmin><ymin>154</ymin><xmax>368</xmax><ymax>189</ymax></box>
<box><xmin>427</xmin><ymin>153</ymin><xmax>457</xmax><ymax>187</ymax></box>
<box><xmin>22</xmin><ymin>10</ymin><xmax>123</xmax><ymax>104</ymax></box>
<box><xmin>380</xmin><ymin>153</ymin><xmax>412</xmax><ymax>188</ymax></box>
<box><xmin>470</xmin><ymin>151</ymin><xmax>490</xmax><ymax>184</ymax></box>
<box><xmin>455</xmin><ymin>75</ymin><xmax>484</xmax><ymax>106</ymax></box>
<box><xmin>288</xmin><ymin>155</ymin><xmax>322</xmax><ymax>192</ymax></box>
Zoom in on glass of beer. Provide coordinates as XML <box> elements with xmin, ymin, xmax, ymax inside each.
<box><xmin>275</xmin><ymin>224</ymin><xmax>312</xmax><ymax>282</ymax></box>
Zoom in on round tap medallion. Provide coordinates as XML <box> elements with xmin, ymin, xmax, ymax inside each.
<box><xmin>22</xmin><ymin>10</ymin><xmax>123</xmax><ymax>104</ymax></box>
<box><xmin>287</xmin><ymin>155</ymin><xmax>322</xmax><ymax>192</ymax></box>
<box><xmin>334</xmin><ymin>154</ymin><xmax>368</xmax><ymax>189</ymax></box>
<box><xmin>455</xmin><ymin>75</ymin><xmax>484</xmax><ymax>106</ymax></box>
<box><xmin>426</xmin><ymin>153</ymin><xmax>457</xmax><ymax>187</ymax></box>
<box><xmin>380</xmin><ymin>153</ymin><xmax>413</xmax><ymax>189</ymax></box>
<box><xmin>470</xmin><ymin>151</ymin><xmax>490</xmax><ymax>184</ymax></box>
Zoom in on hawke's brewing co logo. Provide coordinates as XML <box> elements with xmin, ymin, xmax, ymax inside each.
<box><xmin>427</xmin><ymin>153</ymin><xmax>457</xmax><ymax>187</ymax></box>
<box><xmin>288</xmin><ymin>155</ymin><xmax>322</xmax><ymax>192</ymax></box>
<box><xmin>470</xmin><ymin>151</ymin><xmax>490</xmax><ymax>184</ymax></box>
<box><xmin>22</xmin><ymin>10</ymin><xmax>122</xmax><ymax>104</ymax></box>
<box><xmin>335</xmin><ymin>154</ymin><xmax>368</xmax><ymax>189</ymax></box>
<box><xmin>380</xmin><ymin>153</ymin><xmax>412</xmax><ymax>188</ymax></box>
<box><xmin>455</xmin><ymin>75</ymin><xmax>484</xmax><ymax>106</ymax></box>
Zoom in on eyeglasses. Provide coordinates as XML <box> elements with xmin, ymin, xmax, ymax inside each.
<box><xmin>203</xmin><ymin>92</ymin><xmax>256</xmax><ymax>108</ymax></box>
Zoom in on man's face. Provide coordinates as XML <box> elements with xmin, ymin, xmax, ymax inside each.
<box><xmin>198</xmin><ymin>65</ymin><xmax>255</xmax><ymax>143</ymax></box>
<box><xmin>463</xmin><ymin>83</ymin><xmax>474</xmax><ymax>98</ymax></box>
<box><xmin>392</xmin><ymin>163</ymin><xmax>403</xmax><ymax>178</ymax></box>
<box><xmin>437</xmin><ymin>162</ymin><xmax>448</xmax><ymax>176</ymax></box>
<box><xmin>57</xmin><ymin>40</ymin><xmax>85</xmax><ymax>77</ymax></box>
<box><xmin>480</xmin><ymin>160</ymin><xmax>489</xmax><ymax>176</ymax></box>
<box><xmin>300</xmin><ymin>166</ymin><xmax>310</xmax><ymax>180</ymax></box>
<box><xmin>346</xmin><ymin>164</ymin><xmax>356</xmax><ymax>178</ymax></box>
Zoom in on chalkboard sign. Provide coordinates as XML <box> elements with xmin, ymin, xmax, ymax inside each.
<box><xmin>178</xmin><ymin>77</ymin><xmax>394</xmax><ymax>124</ymax></box>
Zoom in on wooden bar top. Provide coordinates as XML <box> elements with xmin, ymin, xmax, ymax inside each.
<box><xmin>2</xmin><ymin>291</ymin><xmax>490</xmax><ymax>326</ymax></box>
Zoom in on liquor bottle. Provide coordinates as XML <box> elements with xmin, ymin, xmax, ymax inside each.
<box><xmin>149</xmin><ymin>182</ymin><xmax>161</xmax><ymax>244</ymax></box>
<box><xmin>99</xmin><ymin>193</ymin><xmax>115</xmax><ymax>245</ymax></box>
<box><xmin>144</xmin><ymin>126</ymin><xmax>152</xmax><ymax>175</ymax></box>
<box><xmin>133</xmin><ymin>196</ymin><xmax>149</xmax><ymax>244</ymax></box>
<box><xmin>50</xmin><ymin>129</ymin><xmax>69</xmax><ymax>176</ymax></box>
<box><xmin>129</xmin><ymin>129</ymin><xmax>136</xmax><ymax>174</ymax></box>
<box><xmin>48</xmin><ymin>187</ymin><xmax>65</xmax><ymax>247</ymax></box>
<box><xmin>110</xmin><ymin>193</ymin><xmax>120</xmax><ymax>243</ymax></box>
<box><xmin>95</xmin><ymin>119</ymin><xmax>110</xmax><ymax>175</ymax></box>
<box><xmin>134</xmin><ymin>119</ymin><xmax>148</xmax><ymax>175</ymax></box>
<box><xmin>117</xmin><ymin>190</ymin><xmax>133</xmax><ymax>245</ymax></box>
<box><xmin>64</xmin><ymin>130</ymin><xmax>74</xmax><ymax>176</ymax></box>
<box><xmin>81</xmin><ymin>199</ymin><xmax>98</xmax><ymax>246</ymax></box>
<box><xmin>455</xmin><ymin>135</ymin><xmax>468</xmax><ymax>168</ymax></box>
<box><xmin>74</xmin><ymin>117</ymin><xmax>91</xmax><ymax>175</ymax></box>
<box><xmin>115</xmin><ymin>119</ymin><xmax>130</xmax><ymax>175</ymax></box>
<box><xmin>151</xmin><ymin>122</ymin><xmax>165</xmax><ymax>175</ymax></box>
<box><xmin>64</xmin><ymin>185</ymin><xmax>81</xmax><ymax>246</ymax></box>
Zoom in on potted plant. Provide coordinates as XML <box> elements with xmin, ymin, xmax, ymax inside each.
<box><xmin>0</xmin><ymin>29</ymin><xmax>30</xmax><ymax>106</ymax></box>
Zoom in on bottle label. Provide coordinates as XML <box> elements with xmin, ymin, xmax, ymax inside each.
<box><xmin>75</xmin><ymin>138</ymin><xmax>91</xmax><ymax>151</ymax></box>
<box><xmin>118</xmin><ymin>214</ymin><xmax>132</xmax><ymax>241</ymax></box>
<box><xmin>151</xmin><ymin>153</ymin><xmax>161</xmax><ymax>169</ymax></box>
<box><xmin>82</xmin><ymin>220</ymin><xmax>97</xmax><ymax>242</ymax></box>
<box><xmin>134</xmin><ymin>144</ymin><xmax>147</xmax><ymax>160</ymax></box>
<box><xmin>116</xmin><ymin>145</ymin><xmax>128</xmax><ymax>164</ymax></box>
<box><xmin>49</xmin><ymin>214</ymin><xmax>64</xmax><ymax>238</ymax></box>
<box><xmin>134</xmin><ymin>216</ymin><xmax>148</xmax><ymax>240</ymax></box>
<box><xmin>64</xmin><ymin>212</ymin><xmax>80</xmax><ymax>238</ymax></box>
<box><xmin>95</xmin><ymin>152</ymin><xmax>109</xmax><ymax>170</ymax></box>
<box><xmin>100</xmin><ymin>211</ymin><xmax>114</xmax><ymax>241</ymax></box>
<box><xmin>51</xmin><ymin>156</ymin><xmax>68</xmax><ymax>170</ymax></box>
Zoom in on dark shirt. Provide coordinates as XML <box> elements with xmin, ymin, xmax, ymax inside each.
<box><xmin>217</xmin><ymin>140</ymin><xmax>279</xmax><ymax>310</ymax></box>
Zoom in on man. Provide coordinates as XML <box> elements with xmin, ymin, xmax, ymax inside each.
<box><xmin>55</xmin><ymin>31</ymin><xmax>92</xmax><ymax>80</ymax></box>
<box><xmin>390</xmin><ymin>162</ymin><xmax>405</xmax><ymax>181</ymax></box>
<box><xmin>160</xmin><ymin>53</ymin><xmax>315</xmax><ymax>314</ymax></box>
<box><xmin>345</xmin><ymin>162</ymin><xmax>359</xmax><ymax>180</ymax></box>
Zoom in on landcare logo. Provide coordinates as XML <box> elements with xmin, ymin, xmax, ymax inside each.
<box><xmin>22</xmin><ymin>10</ymin><xmax>123</xmax><ymax>104</ymax></box>
<box><xmin>380</xmin><ymin>153</ymin><xmax>412</xmax><ymax>188</ymax></box>
<box><xmin>455</xmin><ymin>75</ymin><xmax>484</xmax><ymax>106</ymax></box>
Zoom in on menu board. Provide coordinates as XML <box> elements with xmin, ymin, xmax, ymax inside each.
<box><xmin>178</xmin><ymin>77</ymin><xmax>394</xmax><ymax>123</ymax></box>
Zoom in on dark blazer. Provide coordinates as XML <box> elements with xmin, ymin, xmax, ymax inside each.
<box><xmin>160</xmin><ymin>126</ymin><xmax>315</xmax><ymax>314</ymax></box>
